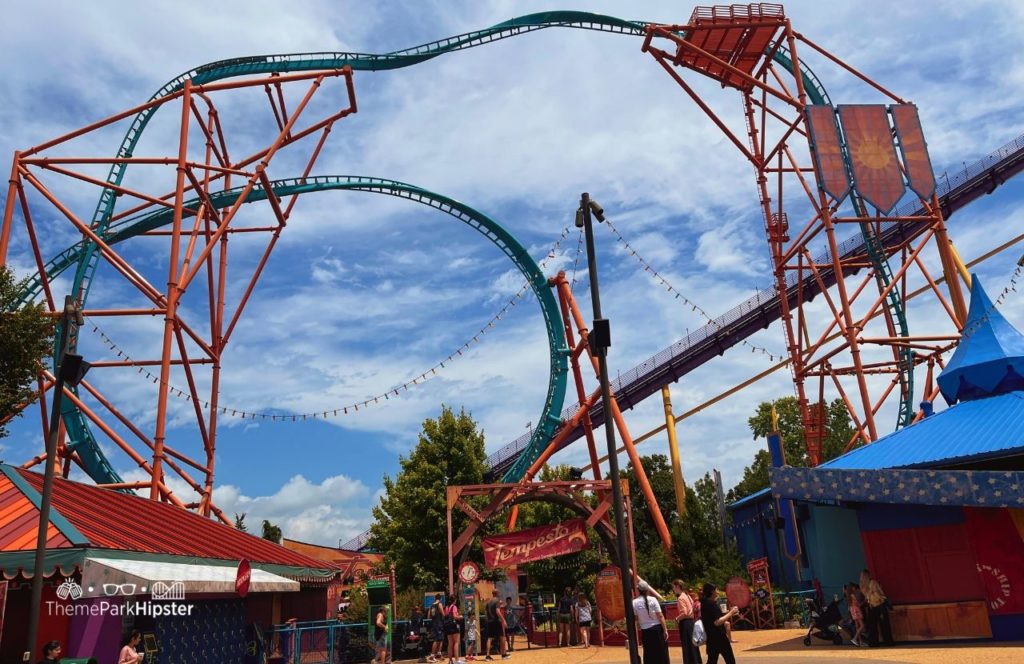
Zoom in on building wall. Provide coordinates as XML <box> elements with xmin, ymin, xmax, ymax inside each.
<box><xmin>964</xmin><ymin>507</ymin><xmax>1024</xmax><ymax>640</ymax></box>
<box><xmin>802</xmin><ymin>504</ymin><xmax>866</xmax><ymax>603</ymax></box>
<box><xmin>729</xmin><ymin>495</ymin><xmax>811</xmax><ymax>593</ymax></box>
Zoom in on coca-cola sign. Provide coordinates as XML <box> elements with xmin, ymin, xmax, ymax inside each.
<box><xmin>482</xmin><ymin>518</ymin><xmax>589</xmax><ymax>568</ymax></box>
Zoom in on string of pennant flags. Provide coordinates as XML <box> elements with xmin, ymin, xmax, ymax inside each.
<box><xmin>87</xmin><ymin>227</ymin><xmax>573</xmax><ymax>422</ymax></box>
<box><xmin>569</xmin><ymin>227</ymin><xmax>585</xmax><ymax>294</ymax></box>
<box><xmin>601</xmin><ymin>218</ymin><xmax>783</xmax><ymax>362</ymax></box>
<box><xmin>961</xmin><ymin>255</ymin><xmax>1024</xmax><ymax>340</ymax></box>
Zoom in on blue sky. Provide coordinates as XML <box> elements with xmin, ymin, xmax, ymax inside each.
<box><xmin>2</xmin><ymin>0</ymin><xmax>1024</xmax><ymax>546</ymax></box>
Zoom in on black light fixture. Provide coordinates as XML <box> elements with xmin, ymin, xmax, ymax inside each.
<box><xmin>59</xmin><ymin>353</ymin><xmax>90</xmax><ymax>386</ymax></box>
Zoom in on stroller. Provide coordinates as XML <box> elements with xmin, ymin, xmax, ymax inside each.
<box><xmin>802</xmin><ymin>596</ymin><xmax>846</xmax><ymax>646</ymax></box>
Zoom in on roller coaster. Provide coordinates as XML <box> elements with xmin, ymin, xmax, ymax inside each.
<box><xmin>2</xmin><ymin>5</ymin><xmax>1022</xmax><ymax>532</ymax></box>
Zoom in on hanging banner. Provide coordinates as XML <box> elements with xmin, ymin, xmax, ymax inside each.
<box><xmin>595</xmin><ymin>565</ymin><xmax>626</xmax><ymax>621</ymax></box>
<box><xmin>483</xmin><ymin>518</ymin><xmax>589</xmax><ymax>568</ymax></box>
<box><xmin>838</xmin><ymin>104</ymin><xmax>905</xmax><ymax>213</ymax></box>
<box><xmin>890</xmin><ymin>104</ymin><xmax>937</xmax><ymax>200</ymax></box>
<box><xmin>805</xmin><ymin>105</ymin><xmax>850</xmax><ymax>202</ymax></box>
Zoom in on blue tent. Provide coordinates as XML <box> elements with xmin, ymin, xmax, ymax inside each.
<box><xmin>938</xmin><ymin>275</ymin><xmax>1024</xmax><ymax>405</ymax></box>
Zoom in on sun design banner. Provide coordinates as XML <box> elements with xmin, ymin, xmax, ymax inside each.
<box><xmin>482</xmin><ymin>518</ymin><xmax>589</xmax><ymax>568</ymax></box>
<box><xmin>837</xmin><ymin>105</ymin><xmax>906</xmax><ymax>213</ymax></box>
<box><xmin>805</xmin><ymin>105</ymin><xmax>850</xmax><ymax>202</ymax></box>
<box><xmin>890</xmin><ymin>104</ymin><xmax>937</xmax><ymax>200</ymax></box>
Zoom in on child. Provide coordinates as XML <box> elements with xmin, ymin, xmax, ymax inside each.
<box><xmin>464</xmin><ymin>612</ymin><xmax>478</xmax><ymax>661</ymax></box>
<box><xmin>846</xmin><ymin>583</ymin><xmax>866</xmax><ymax>647</ymax></box>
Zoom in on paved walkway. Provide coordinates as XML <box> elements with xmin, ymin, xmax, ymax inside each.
<box><xmin>488</xmin><ymin>628</ymin><xmax>1024</xmax><ymax>664</ymax></box>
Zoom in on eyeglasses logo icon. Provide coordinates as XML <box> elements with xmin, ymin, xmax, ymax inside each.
<box><xmin>56</xmin><ymin>578</ymin><xmax>83</xmax><ymax>600</ymax></box>
<box><xmin>103</xmin><ymin>583</ymin><xmax>138</xmax><ymax>596</ymax></box>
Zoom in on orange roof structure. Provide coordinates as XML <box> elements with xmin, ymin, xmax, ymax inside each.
<box><xmin>0</xmin><ymin>464</ymin><xmax>337</xmax><ymax>581</ymax></box>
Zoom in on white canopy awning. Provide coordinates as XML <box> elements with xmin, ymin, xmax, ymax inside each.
<box><xmin>80</xmin><ymin>557</ymin><xmax>299</xmax><ymax>598</ymax></box>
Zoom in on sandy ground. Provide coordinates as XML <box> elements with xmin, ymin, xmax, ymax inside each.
<box><xmin>486</xmin><ymin>629</ymin><xmax>1024</xmax><ymax>664</ymax></box>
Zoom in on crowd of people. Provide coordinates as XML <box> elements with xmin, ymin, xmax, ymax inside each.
<box><xmin>330</xmin><ymin>567</ymin><xmax>895</xmax><ymax>664</ymax></box>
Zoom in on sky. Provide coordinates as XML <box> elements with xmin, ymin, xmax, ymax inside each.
<box><xmin>2</xmin><ymin>0</ymin><xmax>1024</xmax><ymax>547</ymax></box>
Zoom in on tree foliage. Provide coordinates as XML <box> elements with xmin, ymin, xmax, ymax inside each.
<box><xmin>730</xmin><ymin>397</ymin><xmax>854</xmax><ymax>500</ymax></box>
<box><xmin>261</xmin><ymin>519</ymin><xmax>282</xmax><ymax>543</ymax></box>
<box><xmin>368</xmin><ymin>405</ymin><xmax>489</xmax><ymax>589</ymax></box>
<box><xmin>0</xmin><ymin>265</ymin><xmax>54</xmax><ymax>439</ymax></box>
<box><xmin>234</xmin><ymin>513</ymin><xmax>248</xmax><ymax>532</ymax></box>
<box><xmin>622</xmin><ymin>456</ymin><xmax>740</xmax><ymax>590</ymax></box>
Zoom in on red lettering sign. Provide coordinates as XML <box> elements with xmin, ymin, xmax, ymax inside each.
<box><xmin>236</xmin><ymin>558</ymin><xmax>252</xmax><ymax>597</ymax></box>
<box><xmin>482</xmin><ymin>518</ymin><xmax>589</xmax><ymax>568</ymax></box>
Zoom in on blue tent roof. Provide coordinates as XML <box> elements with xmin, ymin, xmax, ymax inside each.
<box><xmin>820</xmin><ymin>390</ymin><xmax>1024</xmax><ymax>470</ymax></box>
<box><xmin>937</xmin><ymin>275</ymin><xmax>1024</xmax><ymax>405</ymax></box>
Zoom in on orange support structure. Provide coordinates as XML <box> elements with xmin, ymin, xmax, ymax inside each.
<box><xmin>2</xmin><ymin>67</ymin><xmax>356</xmax><ymax>519</ymax></box>
<box><xmin>643</xmin><ymin>4</ymin><xmax>968</xmax><ymax>460</ymax></box>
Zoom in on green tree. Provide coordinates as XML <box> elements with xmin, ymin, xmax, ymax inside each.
<box><xmin>621</xmin><ymin>456</ymin><xmax>740</xmax><ymax>589</ymax></box>
<box><xmin>0</xmin><ymin>265</ymin><xmax>54</xmax><ymax>439</ymax></box>
<box><xmin>234</xmin><ymin>513</ymin><xmax>248</xmax><ymax>532</ymax></box>
<box><xmin>672</xmin><ymin>473</ymin><xmax>741</xmax><ymax>586</ymax></box>
<box><xmin>368</xmin><ymin>405</ymin><xmax>489</xmax><ymax>589</ymax></box>
<box><xmin>261</xmin><ymin>519</ymin><xmax>282</xmax><ymax>543</ymax></box>
<box><xmin>731</xmin><ymin>397</ymin><xmax>855</xmax><ymax>500</ymax></box>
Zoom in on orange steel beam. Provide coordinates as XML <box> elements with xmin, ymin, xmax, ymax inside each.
<box><xmin>560</xmin><ymin>275</ymin><xmax>672</xmax><ymax>552</ymax></box>
<box><xmin>3</xmin><ymin>67</ymin><xmax>355</xmax><ymax>520</ymax></box>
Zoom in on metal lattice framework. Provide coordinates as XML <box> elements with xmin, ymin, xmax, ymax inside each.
<box><xmin>641</xmin><ymin>3</ymin><xmax>971</xmax><ymax>463</ymax></box>
<box><xmin>0</xmin><ymin>70</ymin><xmax>570</xmax><ymax>520</ymax></box>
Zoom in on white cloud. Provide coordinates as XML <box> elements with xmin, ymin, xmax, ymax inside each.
<box><xmin>2</xmin><ymin>0</ymin><xmax>1023</xmax><ymax>520</ymax></box>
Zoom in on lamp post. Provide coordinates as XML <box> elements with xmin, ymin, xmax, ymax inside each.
<box><xmin>27</xmin><ymin>295</ymin><xmax>88</xmax><ymax>663</ymax></box>
<box><xmin>577</xmin><ymin>192</ymin><xmax>640</xmax><ymax>664</ymax></box>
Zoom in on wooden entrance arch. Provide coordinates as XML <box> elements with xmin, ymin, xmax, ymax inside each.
<box><xmin>445</xmin><ymin>479</ymin><xmax>636</xmax><ymax>593</ymax></box>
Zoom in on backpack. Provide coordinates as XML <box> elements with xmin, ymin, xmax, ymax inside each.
<box><xmin>691</xmin><ymin>619</ymin><xmax>707</xmax><ymax>647</ymax></box>
<box><xmin>443</xmin><ymin>604</ymin><xmax>460</xmax><ymax>635</ymax></box>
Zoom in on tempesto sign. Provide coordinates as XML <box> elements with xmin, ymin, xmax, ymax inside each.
<box><xmin>482</xmin><ymin>518</ymin><xmax>589</xmax><ymax>568</ymax></box>
<box><xmin>236</xmin><ymin>559</ymin><xmax>252</xmax><ymax>598</ymax></box>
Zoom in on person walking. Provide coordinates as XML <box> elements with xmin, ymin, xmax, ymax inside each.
<box><xmin>699</xmin><ymin>583</ymin><xmax>737</xmax><ymax>664</ymax></box>
<box><xmin>118</xmin><ymin>631</ymin><xmax>145</xmax><ymax>664</ymax></box>
<box><xmin>557</xmin><ymin>587</ymin><xmax>574</xmax><ymax>647</ymax></box>
<box><xmin>444</xmin><ymin>594</ymin><xmax>462</xmax><ymax>664</ymax></box>
<box><xmin>866</xmin><ymin>579</ymin><xmax>893</xmax><ymax>646</ymax></box>
<box><xmin>484</xmin><ymin>590</ymin><xmax>509</xmax><ymax>660</ymax></box>
<box><xmin>465</xmin><ymin>612</ymin><xmax>478</xmax><ymax>661</ymax></box>
<box><xmin>672</xmin><ymin>580</ymin><xmax>702</xmax><ymax>664</ymax></box>
<box><xmin>574</xmin><ymin>592</ymin><xmax>593</xmax><ymax>649</ymax></box>
<box><xmin>504</xmin><ymin>597</ymin><xmax>518</xmax><ymax>652</ymax></box>
<box><xmin>633</xmin><ymin>580</ymin><xmax>669</xmax><ymax>664</ymax></box>
<box><xmin>428</xmin><ymin>594</ymin><xmax>445</xmax><ymax>663</ymax></box>
<box><xmin>374</xmin><ymin>605</ymin><xmax>391</xmax><ymax>664</ymax></box>
<box><xmin>845</xmin><ymin>583</ymin><xmax>867</xmax><ymax>647</ymax></box>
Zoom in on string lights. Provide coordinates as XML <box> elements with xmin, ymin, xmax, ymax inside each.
<box><xmin>87</xmin><ymin>227</ymin><xmax>573</xmax><ymax>422</ymax></box>
<box><xmin>601</xmin><ymin>217</ymin><xmax>783</xmax><ymax>361</ymax></box>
